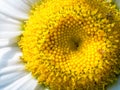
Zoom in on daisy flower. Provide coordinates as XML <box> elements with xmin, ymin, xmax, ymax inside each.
<box><xmin>0</xmin><ymin>0</ymin><xmax>120</xmax><ymax>90</ymax></box>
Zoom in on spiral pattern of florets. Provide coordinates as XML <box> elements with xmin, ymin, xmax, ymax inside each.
<box><xmin>19</xmin><ymin>0</ymin><xmax>120</xmax><ymax>90</ymax></box>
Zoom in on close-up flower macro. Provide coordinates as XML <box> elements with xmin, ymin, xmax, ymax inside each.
<box><xmin>0</xmin><ymin>0</ymin><xmax>120</xmax><ymax>90</ymax></box>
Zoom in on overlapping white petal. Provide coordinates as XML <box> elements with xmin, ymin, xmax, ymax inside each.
<box><xmin>0</xmin><ymin>0</ymin><xmax>38</xmax><ymax>48</ymax></box>
<box><xmin>0</xmin><ymin>65</ymin><xmax>27</xmax><ymax>88</ymax></box>
<box><xmin>0</xmin><ymin>47</ymin><xmax>39</xmax><ymax>90</ymax></box>
<box><xmin>0</xmin><ymin>0</ymin><xmax>40</xmax><ymax>90</ymax></box>
<box><xmin>0</xmin><ymin>0</ymin><xmax>30</xmax><ymax>20</ymax></box>
<box><xmin>0</xmin><ymin>39</ymin><xmax>19</xmax><ymax>48</ymax></box>
<box><xmin>0</xmin><ymin>0</ymin><xmax>27</xmax><ymax>47</ymax></box>
<box><xmin>1</xmin><ymin>74</ymin><xmax>38</xmax><ymax>90</ymax></box>
<box><xmin>0</xmin><ymin>47</ymin><xmax>22</xmax><ymax>68</ymax></box>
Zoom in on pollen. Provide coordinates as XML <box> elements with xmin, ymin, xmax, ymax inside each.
<box><xmin>18</xmin><ymin>0</ymin><xmax>120</xmax><ymax>90</ymax></box>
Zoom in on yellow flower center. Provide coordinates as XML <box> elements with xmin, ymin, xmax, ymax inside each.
<box><xmin>19</xmin><ymin>0</ymin><xmax>120</xmax><ymax>90</ymax></box>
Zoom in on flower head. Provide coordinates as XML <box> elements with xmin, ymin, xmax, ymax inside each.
<box><xmin>0</xmin><ymin>0</ymin><xmax>120</xmax><ymax>90</ymax></box>
<box><xmin>19</xmin><ymin>0</ymin><xmax>120</xmax><ymax>90</ymax></box>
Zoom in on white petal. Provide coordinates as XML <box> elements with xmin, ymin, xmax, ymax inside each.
<box><xmin>0</xmin><ymin>47</ymin><xmax>22</xmax><ymax>68</ymax></box>
<box><xmin>0</xmin><ymin>39</ymin><xmax>18</xmax><ymax>48</ymax></box>
<box><xmin>0</xmin><ymin>0</ymin><xmax>39</xmax><ymax>21</ymax></box>
<box><xmin>17</xmin><ymin>74</ymin><xmax>38</xmax><ymax>90</ymax></box>
<box><xmin>2</xmin><ymin>73</ymin><xmax>38</xmax><ymax>90</ymax></box>
<box><xmin>0</xmin><ymin>65</ymin><xmax>26</xmax><ymax>88</ymax></box>
<box><xmin>0</xmin><ymin>12</ymin><xmax>22</xmax><ymax>48</ymax></box>
<box><xmin>4</xmin><ymin>0</ymin><xmax>31</xmax><ymax>14</ymax></box>
<box><xmin>0</xmin><ymin>15</ymin><xmax>23</xmax><ymax>47</ymax></box>
<box><xmin>0</xmin><ymin>13</ymin><xmax>20</xmax><ymax>25</ymax></box>
<box><xmin>0</xmin><ymin>0</ymin><xmax>39</xmax><ymax>23</ymax></box>
<box><xmin>0</xmin><ymin>0</ymin><xmax>39</xmax><ymax>47</ymax></box>
<box><xmin>0</xmin><ymin>21</ymin><xmax>23</xmax><ymax>47</ymax></box>
<box><xmin>0</xmin><ymin>65</ymin><xmax>25</xmax><ymax>75</ymax></box>
<box><xmin>0</xmin><ymin>19</ymin><xmax>21</xmax><ymax>32</ymax></box>
<box><xmin>0</xmin><ymin>31</ymin><xmax>22</xmax><ymax>39</ymax></box>
<box><xmin>0</xmin><ymin>0</ymin><xmax>28</xmax><ymax>21</ymax></box>
<box><xmin>0</xmin><ymin>46</ymin><xmax>39</xmax><ymax>90</ymax></box>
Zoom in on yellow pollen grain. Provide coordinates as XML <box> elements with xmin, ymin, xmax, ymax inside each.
<box><xmin>18</xmin><ymin>0</ymin><xmax>120</xmax><ymax>90</ymax></box>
